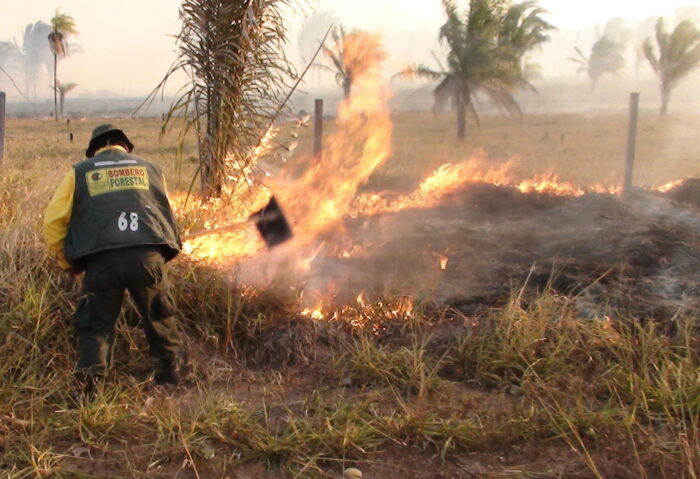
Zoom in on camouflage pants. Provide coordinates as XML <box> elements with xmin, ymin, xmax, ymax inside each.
<box><xmin>72</xmin><ymin>246</ymin><xmax>183</xmax><ymax>377</ymax></box>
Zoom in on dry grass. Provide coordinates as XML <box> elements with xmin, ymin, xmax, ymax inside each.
<box><xmin>1</xmin><ymin>113</ymin><xmax>699</xmax><ymax>477</ymax></box>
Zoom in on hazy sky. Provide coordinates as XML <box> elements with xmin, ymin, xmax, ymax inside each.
<box><xmin>0</xmin><ymin>0</ymin><xmax>697</xmax><ymax>97</ymax></box>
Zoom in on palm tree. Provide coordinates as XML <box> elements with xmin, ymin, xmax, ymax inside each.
<box><xmin>142</xmin><ymin>0</ymin><xmax>295</xmax><ymax>198</ymax></box>
<box><xmin>570</xmin><ymin>36</ymin><xmax>626</xmax><ymax>91</ymax></box>
<box><xmin>318</xmin><ymin>26</ymin><xmax>385</xmax><ymax>99</ymax></box>
<box><xmin>316</xmin><ymin>25</ymin><xmax>350</xmax><ymax>98</ymax></box>
<box><xmin>498</xmin><ymin>0</ymin><xmax>554</xmax><ymax>84</ymax></box>
<box><xmin>644</xmin><ymin>18</ymin><xmax>700</xmax><ymax>115</ymax></box>
<box><xmin>48</xmin><ymin>10</ymin><xmax>78</xmax><ymax>121</ymax></box>
<box><xmin>55</xmin><ymin>81</ymin><xmax>78</xmax><ymax>115</ymax></box>
<box><xmin>402</xmin><ymin>0</ymin><xmax>554</xmax><ymax>140</ymax></box>
<box><xmin>0</xmin><ymin>21</ymin><xmax>53</xmax><ymax>99</ymax></box>
<box><xmin>24</xmin><ymin>21</ymin><xmax>54</xmax><ymax>98</ymax></box>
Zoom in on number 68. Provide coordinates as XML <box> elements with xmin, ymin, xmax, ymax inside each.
<box><xmin>117</xmin><ymin>211</ymin><xmax>139</xmax><ymax>232</ymax></box>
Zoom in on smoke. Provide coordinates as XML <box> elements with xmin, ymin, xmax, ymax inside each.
<box><xmin>225</xmin><ymin>176</ymin><xmax>700</xmax><ymax>322</ymax></box>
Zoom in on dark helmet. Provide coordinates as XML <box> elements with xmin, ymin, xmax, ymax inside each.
<box><xmin>85</xmin><ymin>124</ymin><xmax>134</xmax><ymax>158</ymax></box>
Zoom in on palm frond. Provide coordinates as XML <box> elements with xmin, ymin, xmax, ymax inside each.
<box><xmin>57</xmin><ymin>81</ymin><xmax>78</xmax><ymax>94</ymax></box>
<box><xmin>645</xmin><ymin>18</ymin><xmax>700</xmax><ymax>88</ymax></box>
<box><xmin>49</xmin><ymin>10</ymin><xmax>78</xmax><ymax>58</ymax></box>
<box><xmin>432</xmin><ymin>75</ymin><xmax>457</xmax><ymax>114</ymax></box>
<box><xmin>396</xmin><ymin>64</ymin><xmax>446</xmax><ymax>82</ymax></box>
<box><xmin>573</xmin><ymin>34</ymin><xmax>626</xmax><ymax>85</ymax></box>
<box><xmin>643</xmin><ymin>17</ymin><xmax>700</xmax><ymax>113</ymax></box>
<box><xmin>480</xmin><ymin>83</ymin><xmax>523</xmax><ymax>119</ymax></box>
<box><xmin>642</xmin><ymin>38</ymin><xmax>660</xmax><ymax>74</ymax></box>
<box><xmin>50</xmin><ymin>10</ymin><xmax>78</xmax><ymax>35</ymax></box>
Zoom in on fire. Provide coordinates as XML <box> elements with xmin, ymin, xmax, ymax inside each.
<box><xmin>349</xmin><ymin>157</ymin><xmax>623</xmax><ymax>219</ymax></box>
<box><xmin>301</xmin><ymin>304</ymin><xmax>324</xmax><ymax>320</ymax></box>
<box><xmin>169</xmin><ymin>32</ymin><xmax>686</xmax><ymax>321</ymax></box>
<box><xmin>655</xmin><ymin>179</ymin><xmax>684</xmax><ymax>193</ymax></box>
<box><xmin>272</xmin><ymin>32</ymin><xmax>391</xmax><ymax>235</ymax></box>
<box><xmin>181</xmin><ymin>227</ymin><xmax>263</xmax><ymax>259</ymax></box>
<box><xmin>392</xmin><ymin>297</ymin><xmax>414</xmax><ymax>318</ymax></box>
<box><xmin>252</xmin><ymin>125</ymin><xmax>279</xmax><ymax>163</ymax></box>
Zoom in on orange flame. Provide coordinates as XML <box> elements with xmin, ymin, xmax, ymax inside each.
<box><xmin>301</xmin><ymin>304</ymin><xmax>324</xmax><ymax>320</ymax></box>
<box><xmin>655</xmin><ymin>179</ymin><xmax>684</xmax><ymax>193</ymax></box>
<box><xmin>273</xmin><ymin>32</ymin><xmax>391</xmax><ymax>236</ymax></box>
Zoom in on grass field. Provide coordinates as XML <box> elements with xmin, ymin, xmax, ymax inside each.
<box><xmin>1</xmin><ymin>111</ymin><xmax>699</xmax><ymax>478</ymax></box>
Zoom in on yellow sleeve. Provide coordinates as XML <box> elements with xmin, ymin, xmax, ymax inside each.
<box><xmin>43</xmin><ymin>169</ymin><xmax>75</xmax><ymax>270</ymax></box>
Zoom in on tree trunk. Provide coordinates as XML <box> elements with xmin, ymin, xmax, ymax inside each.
<box><xmin>201</xmin><ymin>149</ymin><xmax>223</xmax><ymax>198</ymax></box>
<box><xmin>660</xmin><ymin>84</ymin><xmax>670</xmax><ymax>116</ymax></box>
<box><xmin>200</xmin><ymin>86</ymin><xmax>225</xmax><ymax>198</ymax></box>
<box><xmin>199</xmin><ymin>130</ymin><xmax>224</xmax><ymax>198</ymax></box>
<box><xmin>53</xmin><ymin>52</ymin><xmax>58</xmax><ymax>121</ymax></box>
<box><xmin>456</xmin><ymin>93</ymin><xmax>466</xmax><ymax>141</ymax></box>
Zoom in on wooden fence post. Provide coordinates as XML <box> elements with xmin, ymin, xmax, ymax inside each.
<box><xmin>623</xmin><ymin>92</ymin><xmax>640</xmax><ymax>195</ymax></box>
<box><xmin>313</xmin><ymin>98</ymin><xmax>323</xmax><ymax>161</ymax></box>
<box><xmin>0</xmin><ymin>91</ymin><xmax>5</xmax><ymax>165</ymax></box>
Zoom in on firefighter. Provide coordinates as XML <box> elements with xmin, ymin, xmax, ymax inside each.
<box><xmin>44</xmin><ymin>124</ymin><xmax>185</xmax><ymax>391</ymax></box>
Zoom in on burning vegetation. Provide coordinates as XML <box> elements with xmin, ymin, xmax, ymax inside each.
<box><xmin>175</xmin><ymin>32</ymin><xmax>700</xmax><ymax>325</ymax></box>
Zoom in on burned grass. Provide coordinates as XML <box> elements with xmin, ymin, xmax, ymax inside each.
<box><xmin>296</xmin><ymin>181</ymin><xmax>700</xmax><ymax>324</ymax></box>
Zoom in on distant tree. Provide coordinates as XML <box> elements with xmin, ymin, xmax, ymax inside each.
<box><xmin>48</xmin><ymin>10</ymin><xmax>78</xmax><ymax>121</ymax></box>
<box><xmin>499</xmin><ymin>1</ymin><xmax>555</xmax><ymax>80</ymax></box>
<box><xmin>600</xmin><ymin>17</ymin><xmax>632</xmax><ymax>45</ymax></box>
<box><xmin>644</xmin><ymin>18</ymin><xmax>700</xmax><ymax>115</ymax></box>
<box><xmin>570</xmin><ymin>20</ymin><xmax>626</xmax><ymax>91</ymax></box>
<box><xmin>0</xmin><ymin>21</ymin><xmax>53</xmax><ymax>98</ymax></box>
<box><xmin>55</xmin><ymin>81</ymin><xmax>78</xmax><ymax>114</ymax></box>
<box><xmin>317</xmin><ymin>26</ymin><xmax>386</xmax><ymax>99</ymax></box>
<box><xmin>402</xmin><ymin>0</ymin><xmax>554</xmax><ymax>140</ymax></box>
